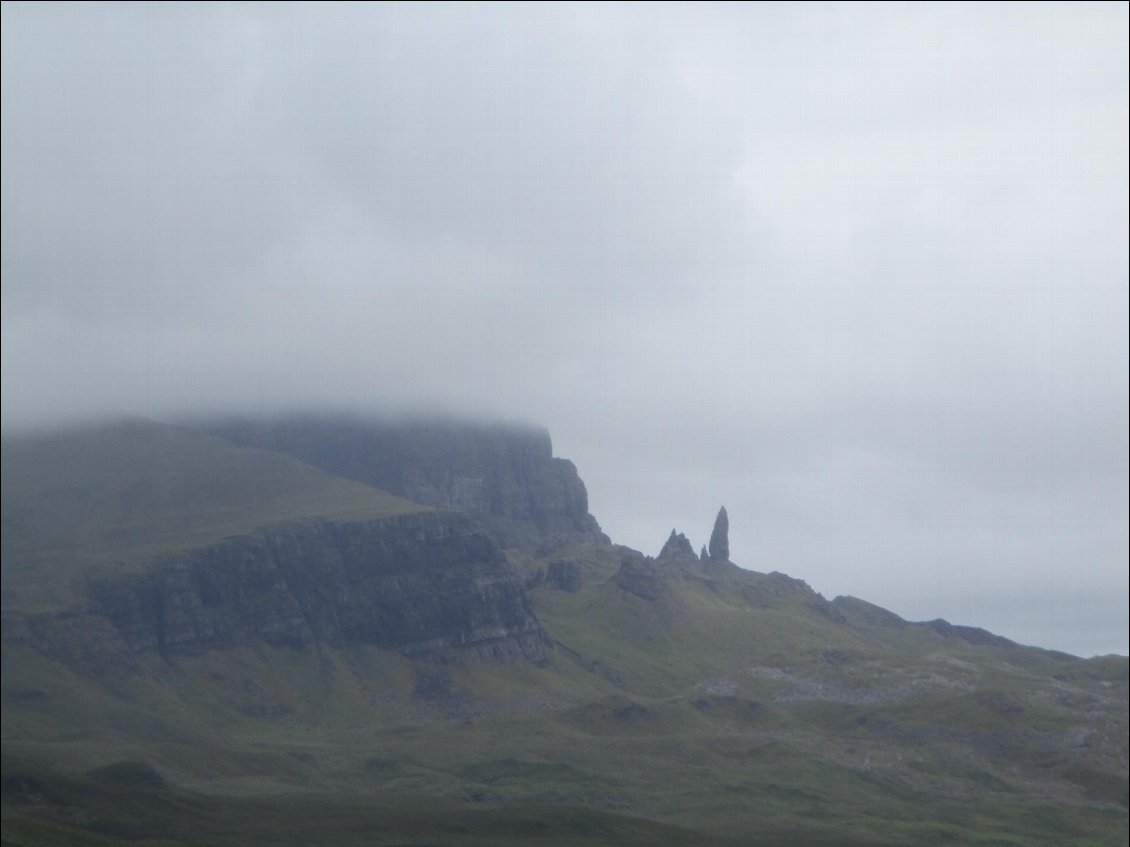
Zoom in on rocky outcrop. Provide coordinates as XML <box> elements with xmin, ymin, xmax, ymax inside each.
<box><xmin>708</xmin><ymin>506</ymin><xmax>729</xmax><ymax>561</ymax></box>
<box><xmin>656</xmin><ymin>530</ymin><xmax>696</xmax><ymax>565</ymax></box>
<box><xmin>204</xmin><ymin>416</ymin><xmax>607</xmax><ymax>551</ymax></box>
<box><xmin>653</xmin><ymin>508</ymin><xmax>730</xmax><ymax>569</ymax></box>
<box><xmin>10</xmin><ymin>512</ymin><xmax>551</xmax><ymax>665</ymax></box>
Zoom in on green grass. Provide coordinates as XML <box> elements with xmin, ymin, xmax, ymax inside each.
<box><xmin>3</xmin><ymin>618</ymin><xmax>1126</xmax><ymax>846</ymax></box>
<box><xmin>0</xmin><ymin>757</ymin><xmax>768</xmax><ymax>847</ymax></box>
<box><xmin>1</xmin><ymin>419</ymin><xmax>424</xmax><ymax>611</ymax></box>
<box><xmin>2</xmin><ymin>426</ymin><xmax>1127</xmax><ymax>847</ymax></box>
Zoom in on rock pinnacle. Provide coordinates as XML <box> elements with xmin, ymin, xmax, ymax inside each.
<box><xmin>708</xmin><ymin>506</ymin><xmax>729</xmax><ymax>561</ymax></box>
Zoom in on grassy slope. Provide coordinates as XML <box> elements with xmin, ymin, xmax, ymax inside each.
<box><xmin>1</xmin><ymin>756</ymin><xmax>762</xmax><ymax>847</ymax></box>
<box><xmin>1</xmin><ymin>419</ymin><xmax>424</xmax><ymax>611</ymax></box>
<box><xmin>6</xmin><ymin>540</ymin><xmax>1123</xmax><ymax>845</ymax></box>
<box><xmin>502</xmin><ymin>545</ymin><xmax>1128</xmax><ymax>844</ymax></box>
<box><xmin>1</xmin><ymin>424</ymin><xmax>1126</xmax><ymax>845</ymax></box>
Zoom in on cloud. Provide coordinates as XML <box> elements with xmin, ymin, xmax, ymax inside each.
<box><xmin>2</xmin><ymin>2</ymin><xmax>1126</xmax><ymax>655</ymax></box>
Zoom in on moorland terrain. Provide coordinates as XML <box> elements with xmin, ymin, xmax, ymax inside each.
<box><xmin>2</xmin><ymin>416</ymin><xmax>1126</xmax><ymax>846</ymax></box>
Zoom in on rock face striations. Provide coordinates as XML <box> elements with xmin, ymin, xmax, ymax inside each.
<box><xmin>206</xmin><ymin>416</ymin><xmax>607</xmax><ymax>550</ymax></box>
<box><xmin>1</xmin><ymin>420</ymin><xmax>555</xmax><ymax>667</ymax></box>
<box><xmin>11</xmin><ymin>511</ymin><xmax>551</xmax><ymax>665</ymax></box>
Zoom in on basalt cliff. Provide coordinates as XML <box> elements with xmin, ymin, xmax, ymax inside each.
<box><xmin>205</xmin><ymin>415</ymin><xmax>607</xmax><ymax>551</ymax></box>
<box><xmin>1</xmin><ymin>420</ymin><xmax>551</xmax><ymax>669</ymax></box>
<box><xmin>6</xmin><ymin>512</ymin><xmax>549</xmax><ymax>668</ymax></box>
<box><xmin>1</xmin><ymin>416</ymin><xmax>1126</xmax><ymax>847</ymax></box>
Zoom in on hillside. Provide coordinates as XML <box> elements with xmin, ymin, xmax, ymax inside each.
<box><xmin>1</xmin><ymin>420</ymin><xmax>424</xmax><ymax>612</ymax></box>
<box><xmin>1</xmin><ymin>418</ymin><xmax>1126</xmax><ymax>846</ymax></box>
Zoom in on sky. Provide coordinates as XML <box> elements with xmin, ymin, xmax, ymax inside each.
<box><xmin>2</xmin><ymin>2</ymin><xmax>1127</xmax><ymax>657</ymax></box>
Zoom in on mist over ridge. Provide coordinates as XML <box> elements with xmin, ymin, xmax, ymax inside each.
<box><xmin>2</xmin><ymin>3</ymin><xmax>1126</xmax><ymax>658</ymax></box>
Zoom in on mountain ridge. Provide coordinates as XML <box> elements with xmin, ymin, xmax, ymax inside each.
<box><xmin>1</xmin><ymin>415</ymin><xmax>1126</xmax><ymax>846</ymax></box>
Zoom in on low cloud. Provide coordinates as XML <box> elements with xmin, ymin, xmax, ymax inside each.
<box><xmin>2</xmin><ymin>3</ymin><xmax>1126</xmax><ymax>655</ymax></box>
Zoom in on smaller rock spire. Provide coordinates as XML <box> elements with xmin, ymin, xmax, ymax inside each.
<box><xmin>657</xmin><ymin>528</ymin><xmax>696</xmax><ymax>563</ymax></box>
<box><xmin>708</xmin><ymin>506</ymin><xmax>729</xmax><ymax>561</ymax></box>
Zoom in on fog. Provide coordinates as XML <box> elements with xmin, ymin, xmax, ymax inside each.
<box><xmin>3</xmin><ymin>3</ymin><xmax>1126</xmax><ymax>656</ymax></box>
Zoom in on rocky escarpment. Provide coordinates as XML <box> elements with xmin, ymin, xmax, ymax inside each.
<box><xmin>204</xmin><ymin>416</ymin><xmax>607</xmax><ymax>551</ymax></box>
<box><xmin>7</xmin><ymin>511</ymin><xmax>551</xmax><ymax>665</ymax></box>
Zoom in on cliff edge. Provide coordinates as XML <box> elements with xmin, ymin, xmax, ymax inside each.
<box><xmin>205</xmin><ymin>415</ymin><xmax>608</xmax><ymax>550</ymax></box>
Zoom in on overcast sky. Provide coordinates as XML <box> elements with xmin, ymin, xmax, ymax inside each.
<box><xmin>3</xmin><ymin>3</ymin><xmax>1127</xmax><ymax>656</ymax></box>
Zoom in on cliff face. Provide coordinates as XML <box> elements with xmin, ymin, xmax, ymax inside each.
<box><xmin>8</xmin><ymin>511</ymin><xmax>551</xmax><ymax>665</ymax></box>
<box><xmin>204</xmin><ymin>417</ymin><xmax>607</xmax><ymax>550</ymax></box>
